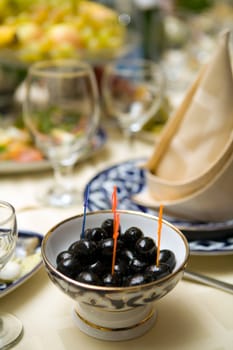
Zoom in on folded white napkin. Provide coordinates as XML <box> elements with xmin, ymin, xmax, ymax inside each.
<box><xmin>134</xmin><ymin>30</ymin><xmax>233</xmax><ymax>221</ymax></box>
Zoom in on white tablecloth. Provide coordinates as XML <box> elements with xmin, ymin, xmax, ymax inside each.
<box><xmin>1</xmin><ymin>128</ymin><xmax>233</xmax><ymax>350</ymax></box>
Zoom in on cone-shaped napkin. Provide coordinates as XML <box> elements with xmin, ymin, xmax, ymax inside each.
<box><xmin>134</xmin><ymin>30</ymin><xmax>233</xmax><ymax>222</ymax></box>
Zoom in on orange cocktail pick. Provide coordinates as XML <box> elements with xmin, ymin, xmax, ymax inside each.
<box><xmin>156</xmin><ymin>204</ymin><xmax>164</xmax><ymax>267</ymax></box>
<box><xmin>111</xmin><ymin>186</ymin><xmax>119</xmax><ymax>275</ymax></box>
<box><xmin>111</xmin><ymin>213</ymin><xmax>120</xmax><ymax>275</ymax></box>
<box><xmin>112</xmin><ymin>185</ymin><xmax>118</xmax><ymax>222</ymax></box>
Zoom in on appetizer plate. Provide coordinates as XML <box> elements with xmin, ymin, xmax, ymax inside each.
<box><xmin>0</xmin><ymin>230</ymin><xmax>43</xmax><ymax>298</ymax></box>
<box><xmin>84</xmin><ymin>158</ymin><xmax>233</xmax><ymax>256</ymax></box>
<box><xmin>0</xmin><ymin>128</ymin><xmax>107</xmax><ymax>174</ymax></box>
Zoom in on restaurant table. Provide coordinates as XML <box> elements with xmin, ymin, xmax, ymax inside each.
<box><xmin>0</xmin><ymin>127</ymin><xmax>233</xmax><ymax>350</ymax></box>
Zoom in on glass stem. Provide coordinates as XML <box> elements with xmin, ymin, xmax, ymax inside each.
<box><xmin>53</xmin><ymin>163</ymin><xmax>74</xmax><ymax>192</ymax></box>
<box><xmin>122</xmin><ymin>128</ymin><xmax>135</xmax><ymax>146</ymax></box>
<box><xmin>0</xmin><ymin>316</ymin><xmax>4</xmax><ymax>333</ymax></box>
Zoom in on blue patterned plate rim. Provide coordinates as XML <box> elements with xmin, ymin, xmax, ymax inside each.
<box><xmin>0</xmin><ymin>230</ymin><xmax>43</xmax><ymax>298</ymax></box>
<box><xmin>84</xmin><ymin>158</ymin><xmax>233</xmax><ymax>256</ymax></box>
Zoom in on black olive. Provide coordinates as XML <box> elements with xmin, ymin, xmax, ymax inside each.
<box><xmin>126</xmin><ymin>274</ymin><xmax>147</xmax><ymax>286</ymax></box>
<box><xmin>103</xmin><ymin>273</ymin><xmax>122</xmax><ymax>286</ymax></box>
<box><xmin>88</xmin><ymin>260</ymin><xmax>107</xmax><ymax>276</ymax></box>
<box><xmin>98</xmin><ymin>238</ymin><xmax>114</xmax><ymax>260</ymax></box>
<box><xmin>101</xmin><ymin>218</ymin><xmax>122</xmax><ymax>238</ymax></box>
<box><xmin>119</xmin><ymin>249</ymin><xmax>135</xmax><ymax>263</ymax></box>
<box><xmin>122</xmin><ymin>227</ymin><xmax>144</xmax><ymax>248</ymax></box>
<box><xmin>136</xmin><ymin>237</ymin><xmax>155</xmax><ymax>251</ymax></box>
<box><xmin>129</xmin><ymin>258</ymin><xmax>148</xmax><ymax>273</ymax></box>
<box><xmin>135</xmin><ymin>237</ymin><xmax>156</xmax><ymax>263</ymax></box>
<box><xmin>99</xmin><ymin>238</ymin><xmax>124</xmax><ymax>261</ymax></box>
<box><xmin>113</xmin><ymin>260</ymin><xmax>129</xmax><ymax>276</ymax></box>
<box><xmin>57</xmin><ymin>257</ymin><xmax>82</xmax><ymax>278</ymax></box>
<box><xmin>76</xmin><ymin>271</ymin><xmax>102</xmax><ymax>285</ymax></box>
<box><xmin>68</xmin><ymin>239</ymin><xmax>98</xmax><ymax>264</ymax></box>
<box><xmin>145</xmin><ymin>263</ymin><xmax>170</xmax><ymax>281</ymax></box>
<box><xmin>85</xmin><ymin>227</ymin><xmax>108</xmax><ymax>242</ymax></box>
<box><xmin>159</xmin><ymin>250</ymin><xmax>176</xmax><ymax>271</ymax></box>
<box><xmin>56</xmin><ymin>250</ymin><xmax>73</xmax><ymax>265</ymax></box>
<box><xmin>101</xmin><ymin>219</ymin><xmax>114</xmax><ymax>237</ymax></box>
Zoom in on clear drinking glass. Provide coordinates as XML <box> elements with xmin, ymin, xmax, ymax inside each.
<box><xmin>0</xmin><ymin>201</ymin><xmax>23</xmax><ymax>349</ymax></box>
<box><xmin>102</xmin><ymin>58</ymin><xmax>164</xmax><ymax>138</ymax></box>
<box><xmin>160</xmin><ymin>10</ymin><xmax>221</xmax><ymax>108</ymax></box>
<box><xmin>23</xmin><ymin>60</ymin><xmax>100</xmax><ymax>207</ymax></box>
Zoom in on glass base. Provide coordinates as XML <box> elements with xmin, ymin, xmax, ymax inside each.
<box><xmin>37</xmin><ymin>185</ymin><xmax>82</xmax><ymax>208</ymax></box>
<box><xmin>0</xmin><ymin>312</ymin><xmax>23</xmax><ymax>349</ymax></box>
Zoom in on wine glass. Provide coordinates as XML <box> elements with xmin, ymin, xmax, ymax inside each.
<box><xmin>160</xmin><ymin>10</ymin><xmax>220</xmax><ymax>108</ymax></box>
<box><xmin>23</xmin><ymin>59</ymin><xmax>100</xmax><ymax>207</ymax></box>
<box><xmin>102</xmin><ymin>58</ymin><xmax>164</xmax><ymax>139</ymax></box>
<box><xmin>0</xmin><ymin>200</ymin><xmax>23</xmax><ymax>349</ymax></box>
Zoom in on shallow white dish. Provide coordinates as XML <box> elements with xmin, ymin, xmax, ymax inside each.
<box><xmin>0</xmin><ymin>128</ymin><xmax>106</xmax><ymax>174</ymax></box>
<box><xmin>84</xmin><ymin>158</ymin><xmax>233</xmax><ymax>256</ymax></box>
<box><xmin>0</xmin><ymin>230</ymin><xmax>43</xmax><ymax>298</ymax></box>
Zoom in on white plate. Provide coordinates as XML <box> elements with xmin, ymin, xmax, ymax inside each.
<box><xmin>84</xmin><ymin>158</ymin><xmax>233</xmax><ymax>256</ymax></box>
<box><xmin>0</xmin><ymin>230</ymin><xmax>43</xmax><ymax>298</ymax></box>
<box><xmin>0</xmin><ymin>128</ymin><xmax>107</xmax><ymax>174</ymax></box>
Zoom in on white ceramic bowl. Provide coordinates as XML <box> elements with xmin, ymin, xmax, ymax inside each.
<box><xmin>41</xmin><ymin>210</ymin><xmax>189</xmax><ymax>341</ymax></box>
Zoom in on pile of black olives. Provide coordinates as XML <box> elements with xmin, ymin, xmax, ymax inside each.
<box><xmin>56</xmin><ymin>218</ymin><xmax>176</xmax><ymax>287</ymax></box>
